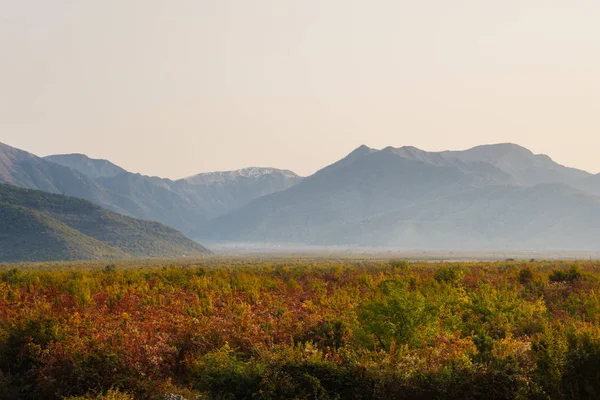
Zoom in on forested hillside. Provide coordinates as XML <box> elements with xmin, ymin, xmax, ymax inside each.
<box><xmin>0</xmin><ymin>183</ymin><xmax>210</xmax><ymax>261</ymax></box>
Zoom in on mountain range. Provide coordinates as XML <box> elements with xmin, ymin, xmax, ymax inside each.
<box><xmin>3</xmin><ymin>141</ymin><xmax>600</xmax><ymax>252</ymax></box>
<box><xmin>0</xmin><ymin>183</ymin><xmax>210</xmax><ymax>262</ymax></box>
<box><xmin>0</xmin><ymin>142</ymin><xmax>302</xmax><ymax>235</ymax></box>
<box><xmin>197</xmin><ymin>143</ymin><xmax>600</xmax><ymax>251</ymax></box>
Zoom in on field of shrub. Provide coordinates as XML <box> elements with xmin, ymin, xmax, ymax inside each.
<box><xmin>2</xmin><ymin>259</ymin><xmax>600</xmax><ymax>399</ymax></box>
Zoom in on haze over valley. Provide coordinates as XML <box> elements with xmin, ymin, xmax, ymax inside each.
<box><xmin>2</xmin><ymin>140</ymin><xmax>600</xmax><ymax>260</ymax></box>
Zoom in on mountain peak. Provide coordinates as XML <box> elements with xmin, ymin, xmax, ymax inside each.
<box><xmin>45</xmin><ymin>153</ymin><xmax>126</xmax><ymax>179</ymax></box>
<box><xmin>0</xmin><ymin>142</ymin><xmax>35</xmax><ymax>159</ymax></box>
<box><xmin>441</xmin><ymin>143</ymin><xmax>539</xmax><ymax>165</ymax></box>
<box><xmin>349</xmin><ymin>144</ymin><xmax>375</xmax><ymax>156</ymax></box>
<box><xmin>184</xmin><ymin>167</ymin><xmax>301</xmax><ymax>185</ymax></box>
<box><xmin>441</xmin><ymin>143</ymin><xmax>590</xmax><ymax>185</ymax></box>
<box><xmin>388</xmin><ymin>145</ymin><xmax>428</xmax><ymax>156</ymax></box>
<box><xmin>463</xmin><ymin>143</ymin><xmax>534</xmax><ymax>158</ymax></box>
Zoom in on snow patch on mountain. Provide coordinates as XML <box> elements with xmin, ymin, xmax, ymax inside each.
<box><xmin>184</xmin><ymin>167</ymin><xmax>301</xmax><ymax>185</ymax></box>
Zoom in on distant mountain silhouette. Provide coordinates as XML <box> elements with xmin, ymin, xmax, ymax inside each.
<box><xmin>0</xmin><ymin>183</ymin><xmax>210</xmax><ymax>262</ymax></box>
<box><xmin>442</xmin><ymin>143</ymin><xmax>590</xmax><ymax>185</ymax></box>
<box><xmin>198</xmin><ymin>144</ymin><xmax>600</xmax><ymax>251</ymax></box>
<box><xmin>5</xmin><ymin>141</ymin><xmax>600</xmax><ymax>251</ymax></box>
<box><xmin>0</xmin><ymin>143</ymin><xmax>302</xmax><ymax>234</ymax></box>
<box><xmin>0</xmin><ymin>143</ymin><xmax>135</xmax><ymax>214</ymax></box>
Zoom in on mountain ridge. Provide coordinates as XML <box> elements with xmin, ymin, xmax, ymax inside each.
<box><xmin>184</xmin><ymin>167</ymin><xmax>301</xmax><ymax>185</ymax></box>
<box><xmin>197</xmin><ymin>143</ymin><xmax>600</xmax><ymax>250</ymax></box>
<box><xmin>1</xmin><ymin>142</ymin><xmax>303</xmax><ymax>234</ymax></box>
<box><xmin>44</xmin><ymin>153</ymin><xmax>127</xmax><ymax>179</ymax></box>
<box><xmin>5</xmin><ymin>140</ymin><xmax>600</xmax><ymax>251</ymax></box>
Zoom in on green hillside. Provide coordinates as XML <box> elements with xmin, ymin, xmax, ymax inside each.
<box><xmin>0</xmin><ymin>183</ymin><xmax>210</xmax><ymax>262</ymax></box>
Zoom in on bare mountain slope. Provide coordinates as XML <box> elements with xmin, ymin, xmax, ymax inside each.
<box><xmin>0</xmin><ymin>143</ymin><xmax>132</xmax><ymax>215</ymax></box>
<box><xmin>442</xmin><ymin>143</ymin><xmax>590</xmax><ymax>186</ymax></box>
<box><xmin>45</xmin><ymin>154</ymin><xmax>126</xmax><ymax>179</ymax></box>
<box><xmin>0</xmin><ymin>143</ymin><xmax>303</xmax><ymax>234</ymax></box>
<box><xmin>199</xmin><ymin>144</ymin><xmax>600</xmax><ymax>251</ymax></box>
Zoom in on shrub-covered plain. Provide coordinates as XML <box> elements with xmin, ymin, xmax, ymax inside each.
<box><xmin>2</xmin><ymin>260</ymin><xmax>600</xmax><ymax>399</ymax></box>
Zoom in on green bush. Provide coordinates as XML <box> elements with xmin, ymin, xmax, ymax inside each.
<box><xmin>562</xmin><ymin>327</ymin><xmax>600</xmax><ymax>399</ymax></box>
<box><xmin>434</xmin><ymin>266</ymin><xmax>464</xmax><ymax>285</ymax></box>
<box><xmin>257</xmin><ymin>361</ymin><xmax>372</xmax><ymax>400</ymax></box>
<box><xmin>359</xmin><ymin>279</ymin><xmax>436</xmax><ymax>349</ymax></box>
<box><xmin>64</xmin><ymin>388</ymin><xmax>134</xmax><ymax>400</ymax></box>
<box><xmin>190</xmin><ymin>344</ymin><xmax>262</xmax><ymax>399</ymax></box>
<box><xmin>549</xmin><ymin>266</ymin><xmax>582</xmax><ymax>283</ymax></box>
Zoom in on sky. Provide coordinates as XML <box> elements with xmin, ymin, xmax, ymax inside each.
<box><xmin>1</xmin><ymin>0</ymin><xmax>600</xmax><ymax>178</ymax></box>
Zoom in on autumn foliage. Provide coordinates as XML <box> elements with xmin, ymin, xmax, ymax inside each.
<box><xmin>2</xmin><ymin>260</ymin><xmax>600</xmax><ymax>399</ymax></box>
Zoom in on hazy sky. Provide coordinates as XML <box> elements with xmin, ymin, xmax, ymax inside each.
<box><xmin>2</xmin><ymin>1</ymin><xmax>600</xmax><ymax>178</ymax></box>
